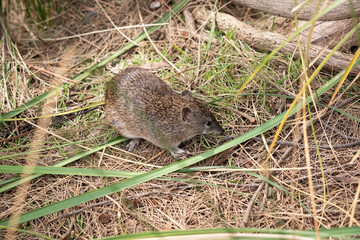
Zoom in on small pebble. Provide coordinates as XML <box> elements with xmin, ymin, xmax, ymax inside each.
<box><xmin>150</xmin><ymin>1</ymin><xmax>161</xmax><ymax>10</ymax></box>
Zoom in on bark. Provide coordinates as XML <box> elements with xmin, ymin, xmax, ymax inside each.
<box><xmin>231</xmin><ymin>0</ymin><xmax>360</xmax><ymax>21</ymax></box>
<box><xmin>193</xmin><ymin>8</ymin><xmax>360</xmax><ymax>75</ymax></box>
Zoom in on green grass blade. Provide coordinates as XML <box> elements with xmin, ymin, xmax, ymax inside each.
<box><xmin>0</xmin><ymin>165</ymin><xmax>266</xmax><ymax>208</ymax></box>
<box><xmin>0</xmin><ymin>165</ymin><xmax>138</xmax><ymax>178</ymax></box>
<box><xmin>0</xmin><ymin>164</ymin><xmax>315</xmax><ymax>224</ymax></box>
<box><xmin>94</xmin><ymin>227</ymin><xmax>360</xmax><ymax>240</ymax></box>
<box><xmin>1</xmin><ymin>87</ymin><xmax>57</xmax><ymax>122</ymax></box>
<box><xmin>0</xmin><ymin>136</ymin><xmax>126</xmax><ymax>193</ymax></box>
<box><xmin>1</xmin><ymin>0</ymin><xmax>190</xmax><ymax>120</ymax></box>
<box><xmin>0</xmin><ymin>226</ymin><xmax>56</xmax><ymax>240</ymax></box>
<box><xmin>0</xmin><ymin>164</ymin><xmax>309</xmax><ymax>176</ymax></box>
<box><xmin>318</xmin><ymin>102</ymin><xmax>360</xmax><ymax>122</ymax></box>
<box><xmin>1</xmin><ymin>58</ymin><xmax>357</xmax><ymax>227</ymax></box>
<box><xmin>206</xmin><ymin>0</ymin><xmax>217</xmax><ymax>51</ymax></box>
<box><xmin>0</xmin><ymin>136</ymin><xmax>103</xmax><ymax>160</ymax></box>
<box><xmin>0</xmin><ymin>177</ymin><xmax>20</xmax><ymax>186</ymax></box>
<box><xmin>0</xmin><ymin>166</ymin><xmax>256</xmax><ymax>208</ymax></box>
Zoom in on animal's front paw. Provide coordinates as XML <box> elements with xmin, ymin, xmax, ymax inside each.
<box><xmin>172</xmin><ymin>149</ymin><xmax>191</xmax><ymax>160</ymax></box>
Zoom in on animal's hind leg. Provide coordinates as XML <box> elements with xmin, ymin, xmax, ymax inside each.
<box><xmin>126</xmin><ymin>138</ymin><xmax>142</xmax><ymax>152</ymax></box>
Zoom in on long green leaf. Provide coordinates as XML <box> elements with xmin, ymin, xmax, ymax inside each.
<box><xmin>1</xmin><ymin>58</ymin><xmax>358</xmax><ymax>227</ymax></box>
<box><xmin>0</xmin><ymin>165</ymin><xmax>270</xmax><ymax>210</ymax></box>
<box><xmin>0</xmin><ymin>165</ymin><xmax>139</xmax><ymax>178</ymax></box>
<box><xmin>0</xmin><ymin>136</ymin><xmax>126</xmax><ymax>193</ymax></box>
<box><xmin>94</xmin><ymin>227</ymin><xmax>360</xmax><ymax>240</ymax></box>
<box><xmin>1</xmin><ymin>0</ymin><xmax>190</xmax><ymax>120</ymax></box>
<box><xmin>0</xmin><ymin>135</ymin><xmax>104</xmax><ymax>160</ymax></box>
<box><xmin>0</xmin><ymin>165</ymin><xmax>316</xmax><ymax>217</ymax></box>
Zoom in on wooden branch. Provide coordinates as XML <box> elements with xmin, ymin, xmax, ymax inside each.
<box><xmin>182</xmin><ymin>8</ymin><xmax>218</xmax><ymax>44</ymax></box>
<box><xmin>231</xmin><ymin>0</ymin><xmax>360</xmax><ymax>21</ymax></box>
<box><xmin>193</xmin><ymin>8</ymin><xmax>360</xmax><ymax>75</ymax></box>
<box><xmin>297</xmin><ymin>19</ymin><xmax>358</xmax><ymax>49</ymax></box>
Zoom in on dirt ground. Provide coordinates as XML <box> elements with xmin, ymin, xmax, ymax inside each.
<box><xmin>1</xmin><ymin>0</ymin><xmax>359</xmax><ymax>239</ymax></box>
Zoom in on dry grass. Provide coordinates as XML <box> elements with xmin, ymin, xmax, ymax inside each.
<box><xmin>0</xmin><ymin>0</ymin><xmax>359</xmax><ymax>239</ymax></box>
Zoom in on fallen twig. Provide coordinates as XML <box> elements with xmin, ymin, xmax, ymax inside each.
<box><xmin>182</xmin><ymin>8</ymin><xmax>218</xmax><ymax>44</ymax></box>
<box><xmin>193</xmin><ymin>8</ymin><xmax>360</xmax><ymax>75</ymax></box>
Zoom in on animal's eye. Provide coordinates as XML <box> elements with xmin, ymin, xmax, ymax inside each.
<box><xmin>205</xmin><ymin>121</ymin><xmax>212</xmax><ymax>126</ymax></box>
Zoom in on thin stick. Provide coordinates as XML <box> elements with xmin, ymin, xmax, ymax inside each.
<box><xmin>241</xmin><ymin>181</ymin><xmax>265</xmax><ymax>227</ymax></box>
<box><xmin>252</xmin><ymin>137</ymin><xmax>360</xmax><ymax>150</ymax></box>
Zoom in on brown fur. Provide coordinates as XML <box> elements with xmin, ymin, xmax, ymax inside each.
<box><xmin>105</xmin><ymin>67</ymin><xmax>224</xmax><ymax>158</ymax></box>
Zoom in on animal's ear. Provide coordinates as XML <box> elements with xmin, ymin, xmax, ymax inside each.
<box><xmin>181</xmin><ymin>107</ymin><xmax>192</xmax><ymax>123</ymax></box>
<box><xmin>181</xmin><ymin>90</ymin><xmax>192</xmax><ymax>98</ymax></box>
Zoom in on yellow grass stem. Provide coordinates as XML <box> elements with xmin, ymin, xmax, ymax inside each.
<box><xmin>1</xmin><ymin>101</ymin><xmax>105</xmax><ymax>122</ymax></box>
